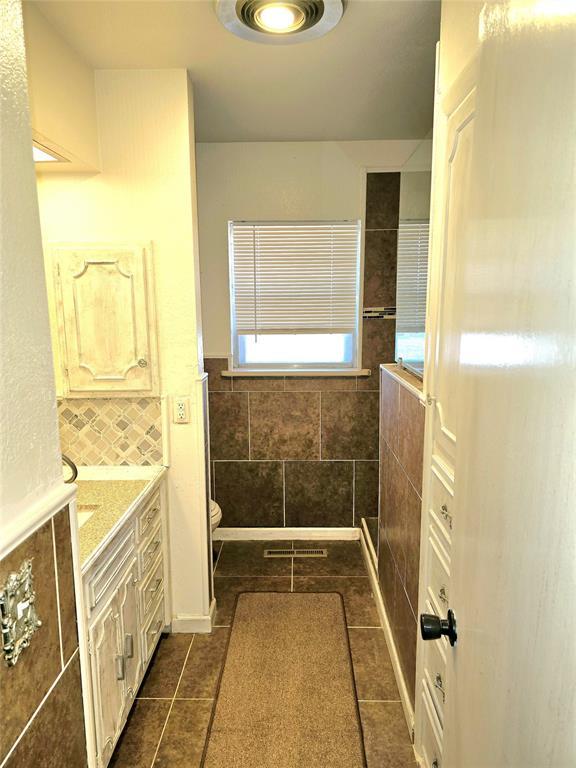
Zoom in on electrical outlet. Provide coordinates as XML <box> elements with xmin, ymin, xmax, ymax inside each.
<box><xmin>173</xmin><ymin>396</ymin><xmax>191</xmax><ymax>424</ymax></box>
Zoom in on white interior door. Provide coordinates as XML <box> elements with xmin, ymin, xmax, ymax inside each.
<box><xmin>419</xmin><ymin>5</ymin><xmax>576</xmax><ymax>767</ymax></box>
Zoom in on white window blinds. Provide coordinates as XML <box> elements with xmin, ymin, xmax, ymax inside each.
<box><xmin>229</xmin><ymin>221</ymin><xmax>361</xmax><ymax>335</ymax></box>
<box><xmin>396</xmin><ymin>219</ymin><xmax>430</xmax><ymax>334</ymax></box>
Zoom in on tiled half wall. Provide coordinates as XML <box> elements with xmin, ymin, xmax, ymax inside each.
<box><xmin>58</xmin><ymin>397</ymin><xmax>163</xmax><ymax>466</ymax></box>
<box><xmin>378</xmin><ymin>367</ymin><xmax>425</xmax><ymax>708</ymax></box>
<box><xmin>0</xmin><ymin>507</ymin><xmax>87</xmax><ymax>766</ymax></box>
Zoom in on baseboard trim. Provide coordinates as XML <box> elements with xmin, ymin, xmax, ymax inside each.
<box><xmin>360</xmin><ymin>518</ymin><xmax>378</xmax><ymax>571</ymax></box>
<box><xmin>171</xmin><ymin>599</ymin><xmax>215</xmax><ymax>634</ymax></box>
<box><xmin>359</xmin><ymin>527</ymin><xmax>415</xmax><ymax>740</ymax></box>
<box><xmin>213</xmin><ymin>527</ymin><xmax>361</xmax><ymax>541</ymax></box>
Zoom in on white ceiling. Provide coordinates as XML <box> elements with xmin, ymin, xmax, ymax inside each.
<box><xmin>31</xmin><ymin>0</ymin><xmax>440</xmax><ymax>143</ymax></box>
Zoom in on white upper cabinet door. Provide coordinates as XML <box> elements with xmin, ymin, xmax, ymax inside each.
<box><xmin>53</xmin><ymin>243</ymin><xmax>158</xmax><ymax>395</ymax></box>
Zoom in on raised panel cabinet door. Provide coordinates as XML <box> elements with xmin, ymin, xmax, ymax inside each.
<box><xmin>89</xmin><ymin>598</ymin><xmax>124</xmax><ymax>767</ymax></box>
<box><xmin>54</xmin><ymin>244</ymin><xmax>157</xmax><ymax>394</ymax></box>
<box><xmin>117</xmin><ymin>557</ymin><xmax>142</xmax><ymax>711</ymax></box>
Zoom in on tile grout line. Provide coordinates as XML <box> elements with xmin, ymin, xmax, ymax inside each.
<box><xmin>352</xmin><ymin>460</ymin><xmax>356</xmax><ymax>528</ymax></box>
<box><xmin>50</xmin><ymin>517</ymin><xmax>65</xmax><ymax>671</ymax></box>
<box><xmin>247</xmin><ymin>392</ymin><xmax>251</xmax><ymax>460</ymax></box>
<box><xmin>319</xmin><ymin>391</ymin><xmax>322</xmax><ymax>460</ymax></box>
<box><xmin>282</xmin><ymin>461</ymin><xmax>286</xmax><ymax>527</ymax></box>
<box><xmin>149</xmin><ymin>635</ymin><xmax>196</xmax><ymax>767</ymax></box>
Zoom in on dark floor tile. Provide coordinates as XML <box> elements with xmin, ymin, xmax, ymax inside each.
<box><xmin>176</xmin><ymin>628</ymin><xmax>229</xmax><ymax>699</ymax></box>
<box><xmin>349</xmin><ymin>628</ymin><xmax>400</xmax><ymax>701</ymax></box>
<box><xmin>292</xmin><ymin>540</ymin><xmax>366</xmax><ymax>577</ymax></box>
<box><xmin>204</xmin><ymin>358</ymin><xmax>231</xmax><ymax>391</ymax></box>
<box><xmin>109</xmin><ymin>699</ymin><xmax>170</xmax><ymax>767</ymax></box>
<box><xmin>284</xmin><ymin>376</ymin><xmax>356</xmax><ymax>391</ymax></box>
<box><xmin>363</xmin><ymin>229</ymin><xmax>398</xmax><ymax>308</ymax></box>
<box><xmin>214</xmin><ymin>541</ymin><xmax>292</xmax><ymax>577</ymax></box>
<box><xmin>208</xmin><ymin>392</ymin><xmax>249</xmax><ymax>460</ymax></box>
<box><xmin>357</xmin><ymin>318</ymin><xmax>396</xmax><ymax>390</ymax></box>
<box><xmin>53</xmin><ymin>506</ymin><xmax>78</xmax><ymax>663</ymax></box>
<box><xmin>213</xmin><ymin>461</ymin><xmax>283</xmax><ymax>526</ymax></box>
<box><xmin>365</xmin><ymin>172</ymin><xmax>400</xmax><ymax>230</ymax></box>
<box><xmin>4</xmin><ymin>653</ymin><xmax>87</xmax><ymax>768</ymax></box>
<box><xmin>137</xmin><ymin>634</ymin><xmax>194</xmax><ymax>699</ymax></box>
<box><xmin>398</xmin><ymin>386</ymin><xmax>425</xmax><ymax>496</ymax></box>
<box><xmin>360</xmin><ymin>702</ymin><xmax>416</xmax><ymax>768</ymax></box>
<box><xmin>321</xmin><ymin>391</ymin><xmax>379</xmax><ymax>459</ymax></box>
<box><xmin>285</xmin><ymin>461</ymin><xmax>353</xmax><ymax>527</ymax></box>
<box><xmin>214</xmin><ymin>576</ymin><xmax>292</xmax><ymax>625</ymax></box>
<box><xmin>355</xmin><ymin>461</ymin><xmax>379</xmax><ymax>522</ymax></box>
<box><xmin>232</xmin><ymin>376</ymin><xmax>284</xmax><ymax>391</ymax></box>
<box><xmin>152</xmin><ymin>699</ymin><xmax>212</xmax><ymax>767</ymax></box>
<box><xmin>293</xmin><ymin>577</ymin><xmax>379</xmax><ymax>627</ymax></box>
<box><xmin>249</xmin><ymin>392</ymin><xmax>320</xmax><ymax>460</ymax></box>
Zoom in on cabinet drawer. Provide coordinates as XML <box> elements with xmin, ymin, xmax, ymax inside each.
<box><xmin>142</xmin><ymin>597</ymin><xmax>165</xmax><ymax>663</ymax></box>
<box><xmin>425</xmin><ymin>525</ymin><xmax>451</xmax><ymax>616</ymax></box>
<box><xmin>422</xmin><ymin>610</ymin><xmax>447</xmax><ymax>725</ymax></box>
<box><xmin>140</xmin><ymin>556</ymin><xmax>164</xmax><ymax>619</ymax></box>
<box><xmin>137</xmin><ymin>492</ymin><xmax>161</xmax><ymax>541</ymax></box>
<box><xmin>139</xmin><ymin>523</ymin><xmax>163</xmax><ymax>578</ymax></box>
<box><xmin>420</xmin><ymin>683</ymin><xmax>443</xmax><ymax>768</ymax></box>
<box><xmin>86</xmin><ymin>526</ymin><xmax>136</xmax><ymax>612</ymax></box>
<box><xmin>430</xmin><ymin>463</ymin><xmax>454</xmax><ymax>551</ymax></box>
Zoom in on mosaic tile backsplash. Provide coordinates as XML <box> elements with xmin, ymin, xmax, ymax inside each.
<box><xmin>58</xmin><ymin>398</ymin><xmax>163</xmax><ymax>466</ymax></box>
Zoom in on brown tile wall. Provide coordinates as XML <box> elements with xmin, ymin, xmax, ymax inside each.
<box><xmin>0</xmin><ymin>507</ymin><xmax>87</xmax><ymax>765</ymax></box>
<box><xmin>204</xmin><ymin>172</ymin><xmax>400</xmax><ymax>528</ymax></box>
<box><xmin>377</xmin><ymin>368</ymin><xmax>425</xmax><ymax>708</ymax></box>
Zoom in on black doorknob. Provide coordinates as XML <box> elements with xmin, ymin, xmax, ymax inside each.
<box><xmin>420</xmin><ymin>608</ymin><xmax>458</xmax><ymax>646</ymax></box>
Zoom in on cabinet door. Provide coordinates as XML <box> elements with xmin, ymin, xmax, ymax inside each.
<box><xmin>117</xmin><ymin>557</ymin><xmax>142</xmax><ymax>708</ymax></box>
<box><xmin>89</xmin><ymin>597</ymin><xmax>124</xmax><ymax>767</ymax></box>
<box><xmin>53</xmin><ymin>243</ymin><xmax>158</xmax><ymax>395</ymax></box>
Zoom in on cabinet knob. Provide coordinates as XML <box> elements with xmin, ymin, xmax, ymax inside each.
<box><xmin>420</xmin><ymin>609</ymin><xmax>458</xmax><ymax>646</ymax></box>
<box><xmin>138</xmin><ymin>358</ymin><xmax>148</xmax><ymax>368</ymax></box>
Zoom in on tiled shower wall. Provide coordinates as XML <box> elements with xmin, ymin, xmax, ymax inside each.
<box><xmin>0</xmin><ymin>507</ymin><xmax>87</xmax><ymax>766</ymax></box>
<box><xmin>58</xmin><ymin>398</ymin><xmax>163</xmax><ymax>466</ymax></box>
<box><xmin>205</xmin><ymin>172</ymin><xmax>400</xmax><ymax>528</ymax></box>
<box><xmin>378</xmin><ymin>367</ymin><xmax>425</xmax><ymax>707</ymax></box>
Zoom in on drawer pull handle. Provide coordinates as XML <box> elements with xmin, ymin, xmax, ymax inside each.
<box><xmin>438</xmin><ymin>586</ymin><xmax>448</xmax><ymax>605</ymax></box>
<box><xmin>432</xmin><ymin>760</ymin><xmax>440</xmax><ymax>768</ymax></box>
<box><xmin>147</xmin><ymin>540</ymin><xmax>161</xmax><ymax>557</ymax></box>
<box><xmin>149</xmin><ymin>619</ymin><xmax>163</xmax><ymax>638</ymax></box>
<box><xmin>115</xmin><ymin>655</ymin><xmax>125</xmax><ymax>681</ymax></box>
<box><xmin>150</xmin><ymin>578</ymin><xmax>162</xmax><ymax>596</ymax></box>
<box><xmin>124</xmin><ymin>634</ymin><xmax>134</xmax><ymax>659</ymax></box>
<box><xmin>440</xmin><ymin>504</ymin><xmax>453</xmax><ymax>530</ymax></box>
<box><xmin>434</xmin><ymin>673</ymin><xmax>446</xmax><ymax>702</ymax></box>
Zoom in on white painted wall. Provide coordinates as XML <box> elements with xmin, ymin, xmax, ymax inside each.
<box><xmin>399</xmin><ymin>171</ymin><xmax>432</xmax><ymax>220</ymax></box>
<box><xmin>0</xmin><ymin>0</ymin><xmax>62</xmax><ymax>533</ymax></box>
<box><xmin>196</xmin><ymin>139</ymin><xmax>424</xmax><ymax>355</ymax></box>
<box><xmin>22</xmin><ymin>3</ymin><xmax>99</xmax><ymax>170</ymax></box>
<box><xmin>37</xmin><ymin>70</ymin><xmax>211</xmax><ymax>627</ymax></box>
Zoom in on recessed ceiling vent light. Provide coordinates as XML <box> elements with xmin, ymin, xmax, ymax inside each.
<box><xmin>216</xmin><ymin>0</ymin><xmax>344</xmax><ymax>44</ymax></box>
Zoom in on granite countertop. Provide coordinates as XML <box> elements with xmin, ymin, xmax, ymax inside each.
<box><xmin>76</xmin><ymin>466</ymin><xmax>166</xmax><ymax>570</ymax></box>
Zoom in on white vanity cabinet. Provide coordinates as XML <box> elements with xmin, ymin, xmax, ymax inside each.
<box><xmin>83</xmin><ymin>485</ymin><xmax>168</xmax><ymax>768</ymax></box>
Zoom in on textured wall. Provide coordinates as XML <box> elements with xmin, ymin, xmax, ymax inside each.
<box><xmin>378</xmin><ymin>368</ymin><xmax>425</xmax><ymax>707</ymax></box>
<box><xmin>0</xmin><ymin>0</ymin><xmax>62</xmax><ymax>525</ymax></box>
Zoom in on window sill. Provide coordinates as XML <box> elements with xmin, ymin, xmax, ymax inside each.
<box><xmin>221</xmin><ymin>368</ymin><xmax>371</xmax><ymax>378</ymax></box>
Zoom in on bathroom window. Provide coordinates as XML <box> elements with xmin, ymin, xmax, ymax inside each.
<box><xmin>229</xmin><ymin>220</ymin><xmax>362</xmax><ymax>371</ymax></box>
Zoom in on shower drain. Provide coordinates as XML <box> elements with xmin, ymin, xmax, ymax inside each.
<box><xmin>263</xmin><ymin>548</ymin><xmax>328</xmax><ymax>559</ymax></box>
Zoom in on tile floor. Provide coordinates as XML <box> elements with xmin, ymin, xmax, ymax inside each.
<box><xmin>110</xmin><ymin>540</ymin><xmax>417</xmax><ymax>767</ymax></box>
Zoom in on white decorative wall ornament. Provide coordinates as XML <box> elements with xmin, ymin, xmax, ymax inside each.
<box><xmin>0</xmin><ymin>559</ymin><xmax>42</xmax><ymax>667</ymax></box>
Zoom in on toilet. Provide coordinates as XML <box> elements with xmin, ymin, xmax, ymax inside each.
<box><xmin>210</xmin><ymin>499</ymin><xmax>222</xmax><ymax>532</ymax></box>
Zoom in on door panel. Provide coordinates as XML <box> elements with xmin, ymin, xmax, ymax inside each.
<box><xmin>54</xmin><ymin>244</ymin><xmax>156</xmax><ymax>394</ymax></box>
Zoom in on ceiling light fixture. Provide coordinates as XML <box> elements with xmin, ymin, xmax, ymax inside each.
<box><xmin>216</xmin><ymin>0</ymin><xmax>344</xmax><ymax>44</ymax></box>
